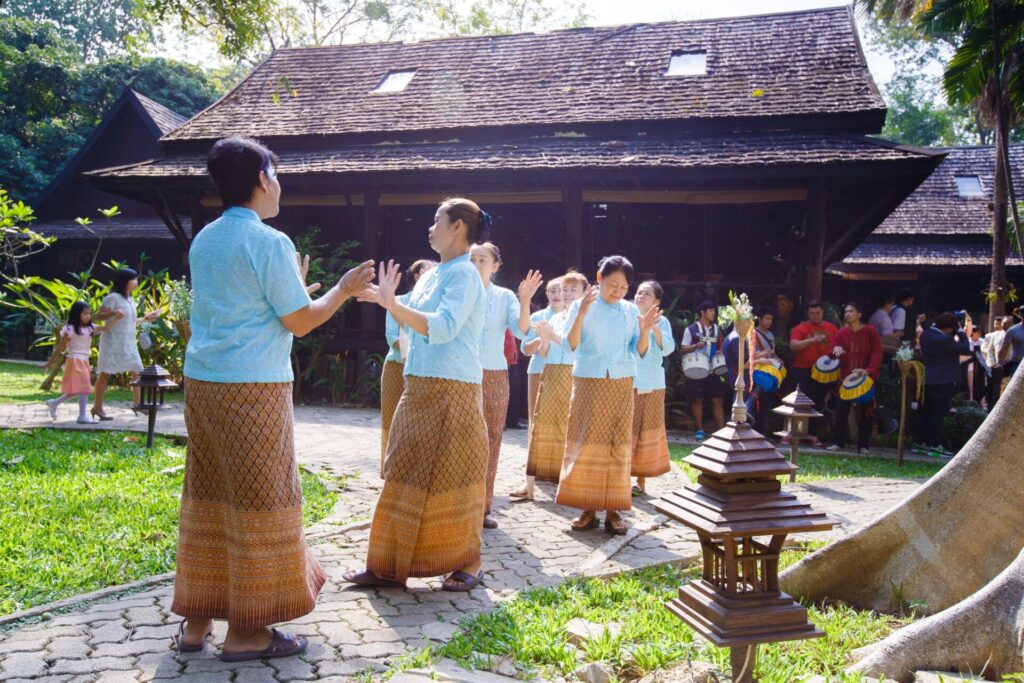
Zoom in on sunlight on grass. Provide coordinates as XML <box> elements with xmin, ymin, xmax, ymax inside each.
<box><xmin>0</xmin><ymin>360</ymin><xmax>181</xmax><ymax>405</ymax></box>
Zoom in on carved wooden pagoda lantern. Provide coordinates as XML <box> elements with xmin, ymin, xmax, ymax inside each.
<box><xmin>772</xmin><ymin>387</ymin><xmax>822</xmax><ymax>483</ymax></box>
<box><xmin>132</xmin><ymin>365</ymin><xmax>178</xmax><ymax>448</ymax></box>
<box><xmin>654</xmin><ymin>419</ymin><xmax>834</xmax><ymax>682</ymax></box>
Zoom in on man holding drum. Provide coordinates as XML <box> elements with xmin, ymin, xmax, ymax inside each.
<box><xmin>681</xmin><ymin>301</ymin><xmax>726</xmax><ymax>441</ymax></box>
<box><xmin>826</xmin><ymin>302</ymin><xmax>883</xmax><ymax>454</ymax></box>
<box><xmin>789</xmin><ymin>300</ymin><xmax>837</xmax><ymax>442</ymax></box>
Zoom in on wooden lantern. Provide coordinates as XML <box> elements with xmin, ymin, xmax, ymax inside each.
<box><xmin>131</xmin><ymin>365</ymin><xmax>178</xmax><ymax>448</ymax></box>
<box><xmin>654</xmin><ymin>420</ymin><xmax>834</xmax><ymax>682</ymax></box>
<box><xmin>772</xmin><ymin>387</ymin><xmax>822</xmax><ymax>483</ymax></box>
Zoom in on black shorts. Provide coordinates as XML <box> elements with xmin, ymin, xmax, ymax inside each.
<box><xmin>688</xmin><ymin>374</ymin><xmax>727</xmax><ymax>400</ymax></box>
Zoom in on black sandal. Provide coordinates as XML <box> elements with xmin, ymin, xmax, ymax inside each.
<box><xmin>218</xmin><ymin>628</ymin><xmax>307</xmax><ymax>662</ymax></box>
<box><xmin>442</xmin><ymin>570</ymin><xmax>483</xmax><ymax>592</ymax></box>
<box><xmin>173</xmin><ymin>619</ymin><xmax>213</xmax><ymax>653</ymax></box>
<box><xmin>342</xmin><ymin>569</ymin><xmax>406</xmax><ymax>589</ymax></box>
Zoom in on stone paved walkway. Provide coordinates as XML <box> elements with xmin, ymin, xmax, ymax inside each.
<box><xmin>0</xmin><ymin>400</ymin><xmax>921</xmax><ymax>682</ymax></box>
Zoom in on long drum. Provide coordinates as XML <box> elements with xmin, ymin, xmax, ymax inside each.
<box><xmin>710</xmin><ymin>353</ymin><xmax>727</xmax><ymax>376</ymax></box>
<box><xmin>682</xmin><ymin>352</ymin><xmax>711</xmax><ymax>380</ymax></box>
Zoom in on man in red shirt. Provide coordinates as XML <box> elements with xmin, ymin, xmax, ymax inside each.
<box><xmin>789</xmin><ymin>300</ymin><xmax>838</xmax><ymax>439</ymax></box>
<box><xmin>827</xmin><ymin>301</ymin><xmax>883</xmax><ymax>454</ymax></box>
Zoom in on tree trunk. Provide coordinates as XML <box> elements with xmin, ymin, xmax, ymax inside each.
<box><xmin>780</xmin><ymin>367</ymin><xmax>1024</xmax><ymax>615</ymax></box>
<box><xmin>847</xmin><ymin>547</ymin><xmax>1024</xmax><ymax>682</ymax></box>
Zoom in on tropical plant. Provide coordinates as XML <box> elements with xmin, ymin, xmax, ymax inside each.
<box><xmin>0</xmin><ymin>187</ymin><xmax>53</xmax><ymax>277</ymax></box>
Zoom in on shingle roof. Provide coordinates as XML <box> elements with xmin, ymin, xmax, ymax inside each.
<box><xmin>131</xmin><ymin>90</ymin><xmax>188</xmax><ymax>135</ymax></box>
<box><xmin>33</xmin><ymin>217</ymin><xmax>188</xmax><ymax>241</ymax></box>
<box><xmin>163</xmin><ymin>6</ymin><xmax>884</xmax><ymax>142</ymax></box>
<box><xmin>874</xmin><ymin>144</ymin><xmax>1024</xmax><ymax>236</ymax></box>
<box><xmin>90</xmin><ymin>132</ymin><xmax>932</xmax><ymax>179</ymax></box>
<box><xmin>832</xmin><ymin>241</ymin><xmax>1024</xmax><ymax>269</ymax></box>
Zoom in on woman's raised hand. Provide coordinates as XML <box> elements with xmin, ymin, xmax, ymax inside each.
<box><xmin>533</xmin><ymin>320</ymin><xmax>555</xmax><ymax>341</ymax></box>
<box><xmin>297</xmin><ymin>253</ymin><xmax>322</xmax><ymax>295</ymax></box>
<box><xmin>518</xmin><ymin>270</ymin><xmax>544</xmax><ymax>302</ymax></box>
<box><xmin>374</xmin><ymin>260</ymin><xmax>402</xmax><ymax>309</ymax></box>
<box><xmin>339</xmin><ymin>259</ymin><xmax>376</xmax><ymax>299</ymax></box>
<box><xmin>639</xmin><ymin>306</ymin><xmax>661</xmax><ymax>334</ymax></box>
<box><xmin>578</xmin><ymin>285</ymin><xmax>598</xmax><ymax>314</ymax></box>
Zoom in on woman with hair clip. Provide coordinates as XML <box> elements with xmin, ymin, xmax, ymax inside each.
<box><xmin>509</xmin><ymin>277</ymin><xmax>564</xmax><ymax>500</ymax></box>
<box><xmin>630</xmin><ymin>280</ymin><xmax>675</xmax><ymax>495</ymax></box>
<box><xmin>556</xmin><ymin>256</ymin><xmax>660</xmax><ymax>535</ymax></box>
<box><xmin>346</xmin><ymin>198</ymin><xmax>490</xmax><ymax>592</ymax></box>
<box><xmin>469</xmin><ymin>242</ymin><xmax>543</xmax><ymax>528</ymax></box>
<box><xmin>515</xmin><ymin>270</ymin><xmax>587</xmax><ymax>497</ymax></box>
<box><xmin>90</xmin><ymin>267</ymin><xmax>159</xmax><ymax>420</ymax></box>
<box><xmin>379</xmin><ymin>258</ymin><xmax>437</xmax><ymax>477</ymax></box>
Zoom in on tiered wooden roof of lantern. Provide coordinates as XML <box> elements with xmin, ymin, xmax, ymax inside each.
<box><xmin>654</xmin><ymin>420</ymin><xmax>834</xmax><ymax>649</ymax></box>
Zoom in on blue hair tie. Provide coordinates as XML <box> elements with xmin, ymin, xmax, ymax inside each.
<box><xmin>479</xmin><ymin>210</ymin><xmax>493</xmax><ymax>231</ymax></box>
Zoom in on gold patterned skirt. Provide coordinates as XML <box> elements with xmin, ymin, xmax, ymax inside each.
<box><xmin>527</xmin><ymin>372</ymin><xmax>541</xmax><ymax>430</ymax></box>
<box><xmin>481</xmin><ymin>369</ymin><xmax>510</xmax><ymax>512</ymax></box>
<box><xmin>379</xmin><ymin>360</ymin><xmax>405</xmax><ymax>478</ymax></box>
<box><xmin>631</xmin><ymin>389</ymin><xmax>671</xmax><ymax>477</ymax></box>
<box><xmin>555</xmin><ymin>376</ymin><xmax>634</xmax><ymax>512</ymax></box>
<box><xmin>368</xmin><ymin>376</ymin><xmax>487</xmax><ymax>581</ymax></box>
<box><xmin>173</xmin><ymin>380</ymin><xmax>326</xmax><ymax>630</ymax></box>
<box><xmin>526</xmin><ymin>364</ymin><xmax>573</xmax><ymax>482</ymax></box>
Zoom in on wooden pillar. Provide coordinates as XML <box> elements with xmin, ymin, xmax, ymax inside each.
<box><xmin>730</xmin><ymin>645</ymin><xmax>757</xmax><ymax>683</ymax></box>
<box><xmin>802</xmin><ymin>182</ymin><xmax>827</xmax><ymax>307</ymax></box>
<box><xmin>563</xmin><ymin>187</ymin><xmax>583</xmax><ymax>270</ymax></box>
<box><xmin>361</xmin><ymin>192</ymin><xmax>381</xmax><ymax>333</ymax></box>
<box><xmin>189</xmin><ymin>195</ymin><xmax>208</xmax><ymax>240</ymax></box>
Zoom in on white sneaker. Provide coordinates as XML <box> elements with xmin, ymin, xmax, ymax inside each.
<box><xmin>825</xmin><ymin>444</ymin><xmax>841</xmax><ymax>452</ymax></box>
<box><xmin>44</xmin><ymin>399</ymin><xmax>58</xmax><ymax>420</ymax></box>
<box><xmin>76</xmin><ymin>416</ymin><xmax>99</xmax><ymax>424</ymax></box>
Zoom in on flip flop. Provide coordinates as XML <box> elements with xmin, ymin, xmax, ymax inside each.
<box><xmin>570</xmin><ymin>512</ymin><xmax>599</xmax><ymax>531</ymax></box>
<box><xmin>631</xmin><ymin>485</ymin><xmax>645</xmax><ymax>497</ymax></box>
<box><xmin>442</xmin><ymin>570</ymin><xmax>483</xmax><ymax>592</ymax></box>
<box><xmin>174</xmin><ymin>619</ymin><xmax>213</xmax><ymax>653</ymax></box>
<box><xmin>342</xmin><ymin>569</ymin><xmax>406</xmax><ymax>589</ymax></box>
<box><xmin>218</xmin><ymin>628</ymin><xmax>307</xmax><ymax>662</ymax></box>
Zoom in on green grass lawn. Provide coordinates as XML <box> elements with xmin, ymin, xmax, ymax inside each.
<box><xmin>669</xmin><ymin>444</ymin><xmax>945</xmax><ymax>483</ymax></box>
<box><xmin>381</xmin><ymin>548</ymin><xmax>912</xmax><ymax>683</ymax></box>
<box><xmin>0</xmin><ymin>360</ymin><xmax>181</xmax><ymax>405</ymax></box>
<box><xmin>0</xmin><ymin>429</ymin><xmax>336</xmax><ymax>616</ymax></box>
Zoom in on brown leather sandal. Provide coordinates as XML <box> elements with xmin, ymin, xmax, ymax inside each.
<box><xmin>570</xmin><ymin>511</ymin><xmax>599</xmax><ymax>531</ymax></box>
<box><xmin>604</xmin><ymin>512</ymin><xmax>628</xmax><ymax>535</ymax></box>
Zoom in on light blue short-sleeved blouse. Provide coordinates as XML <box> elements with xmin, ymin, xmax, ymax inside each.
<box><xmin>479</xmin><ymin>284</ymin><xmax>524</xmax><ymax>371</ymax></box>
<box><xmin>521</xmin><ymin>307</ymin><xmax>554</xmax><ymax>374</ymax></box>
<box><xmin>403</xmin><ymin>253</ymin><xmax>485</xmax><ymax>384</ymax></box>
<box><xmin>383</xmin><ymin>292</ymin><xmax>411</xmax><ymax>364</ymax></box>
<box><xmin>633</xmin><ymin>316</ymin><xmax>675</xmax><ymax>391</ymax></box>
<box><xmin>563</xmin><ymin>297</ymin><xmax>640</xmax><ymax>379</ymax></box>
<box><xmin>185</xmin><ymin>207</ymin><xmax>311</xmax><ymax>383</ymax></box>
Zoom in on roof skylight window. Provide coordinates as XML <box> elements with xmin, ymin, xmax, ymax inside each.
<box><xmin>372</xmin><ymin>70</ymin><xmax>416</xmax><ymax>93</ymax></box>
<box><xmin>665</xmin><ymin>51</ymin><xmax>707</xmax><ymax>77</ymax></box>
<box><xmin>955</xmin><ymin>175</ymin><xmax>984</xmax><ymax>198</ymax></box>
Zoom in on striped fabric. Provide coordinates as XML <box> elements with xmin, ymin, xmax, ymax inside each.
<box><xmin>525</xmin><ymin>364</ymin><xmax>573</xmax><ymax>482</ymax></box>
<box><xmin>631</xmin><ymin>389</ymin><xmax>671</xmax><ymax>477</ymax></box>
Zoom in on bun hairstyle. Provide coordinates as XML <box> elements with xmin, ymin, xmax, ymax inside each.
<box><xmin>638</xmin><ymin>280</ymin><xmax>663</xmax><ymax>303</ymax></box>
<box><xmin>561</xmin><ymin>270</ymin><xmax>589</xmax><ymax>288</ymax></box>
<box><xmin>475</xmin><ymin>241</ymin><xmax>502</xmax><ymax>265</ymax></box>
<box><xmin>439</xmin><ymin>197</ymin><xmax>491</xmax><ymax>245</ymax></box>
<box><xmin>596</xmin><ymin>255</ymin><xmax>634</xmax><ymax>282</ymax></box>
<box><xmin>407</xmin><ymin>259</ymin><xmax>437</xmax><ymax>286</ymax></box>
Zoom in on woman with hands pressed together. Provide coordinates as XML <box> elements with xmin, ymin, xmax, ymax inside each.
<box><xmin>555</xmin><ymin>256</ymin><xmax>660</xmax><ymax>535</ymax></box>
<box><xmin>345</xmin><ymin>198</ymin><xmax>489</xmax><ymax>593</ymax></box>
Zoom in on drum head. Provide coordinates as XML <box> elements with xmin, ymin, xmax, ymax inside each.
<box><xmin>815</xmin><ymin>355</ymin><xmax>839</xmax><ymax>372</ymax></box>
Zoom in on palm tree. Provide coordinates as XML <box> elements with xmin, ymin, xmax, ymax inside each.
<box><xmin>862</xmin><ymin>0</ymin><xmax>1024</xmax><ymax>321</ymax></box>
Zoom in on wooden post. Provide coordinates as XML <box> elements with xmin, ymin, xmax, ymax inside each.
<box><xmin>803</xmin><ymin>182</ymin><xmax>827</xmax><ymax>307</ymax></box>
<box><xmin>789</xmin><ymin>438</ymin><xmax>799</xmax><ymax>483</ymax></box>
<box><xmin>730</xmin><ymin>645</ymin><xmax>757</xmax><ymax>683</ymax></box>
<box><xmin>563</xmin><ymin>187</ymin><xmax>583</xmax><ymax>270</ymax></box>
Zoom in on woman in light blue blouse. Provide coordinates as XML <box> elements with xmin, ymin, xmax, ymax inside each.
<box><xmin>554</xmin><ymin>256</ymin><xmax>660</xmax><ymax>535</ymax></box>
<box><xmin>379</xmin><ymin>259</ymin><xmax>436</xmax><ymax>477</ymax></box>
<box><xmin>345</xmin><ymin>198</ymin><xmax>490</xmax><ymax>593</ymax></box>
<box><xmin>469</xmin><ymin>242</ymin><xmax>543</xmax><ymax>529</ymax></box>
<box><xmin>630</xmin><ymin>280</ymin><xmax>675</xmax><ymax>494</ymax></box>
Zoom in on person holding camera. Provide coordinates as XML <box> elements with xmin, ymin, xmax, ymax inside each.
<box><xmin>912</xmin><ymin>312</ymin><xmax>973</xmax><ymax>457</ymax></box>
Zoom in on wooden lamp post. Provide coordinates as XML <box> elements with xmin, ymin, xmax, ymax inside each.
<box><xmin>654</xmin><ymin>418</ymin><xmax>834</xmax><ymax>681</ymax></box>
<box><xmin>772</xmin><ymin>387</ymin><xmax>822</xmax><ymax>483</ymax></box>
<box><xmin>131</xmin><ymin>365</ymin><xmax>178</xmax><ymax>448</ymax></box>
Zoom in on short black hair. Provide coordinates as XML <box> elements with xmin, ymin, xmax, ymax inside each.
<box><xmin>756</xmin><ymin>305</ymin><xmax>775</xmax><ymax>319</ymax></box>
<box><xmin>697</xmin><ymin>300</ymin><xmax>716</xmax><ymax>315</ymax></box>
<box><xmin>896</xmin><ymin>288</ymin><xmax>914</xmax><ymax>302</ymax></box>
<box><xmin>934</xmin><ymin>312</ymin><xmax>958</xmax><ymax>331</ymax></box>
<box><xmin>806</xmin><ymin>299</ymin><xmax>823</xmax><ymax>310</ymax></box>
<box><xmin>597</xmin><ymin>255</ymin><xmax>634</xmax><ymax>282</ymax></box>
<box><xmin>207</xmin><ymin>136</ymin><xmax>278</xmax><ymax>208</ymax></box>
<box><xmin>845</xmin><ymin>301</ymin><xmax>865</xmax><ymax>316</ymax></box>
<box><xmin>112</xmin><ymin>267</ymin><xmax>138</xmax><ymax>299</ymax></box>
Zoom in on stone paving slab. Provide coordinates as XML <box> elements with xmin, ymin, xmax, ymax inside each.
<box><xmin>0</xmin><ymin>401</ymin><xmax>921</xmax><ymax>681</ymax></box>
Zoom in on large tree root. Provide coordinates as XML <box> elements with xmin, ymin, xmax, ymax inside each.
<box><xmin>847</xmin><ymin>547</ymin><xmax>1024</xmax><ymax>682</ymax></box>
<box><xmin>780</xmin><ymin>368</ymin><xmax>1024</xmax><ymax>614</ymax></box>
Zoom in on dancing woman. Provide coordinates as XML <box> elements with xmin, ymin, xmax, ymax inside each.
<box><xmin>469</xmin><ymin>242</ymin><xmax>543</xmax><ymax>528</ymax></box>
<box><xmin>630</xmin><ymin>280</ymin><xmax>674</xmax><ymax>494</ymax></box>
<box><xmin>520</xmin><ymin>270</ymin><xmax>587</xmax><ymax>491</ymax></box>
<box><xmin>510</xmin><ymin>277</ymin><xmax>563</xmax><ymax>500</ymax></box>
<box><xmin>555</xmin><ymin>256</ymin><xmax>659</xmax><ymax>535</ymax></box>
<box><xmin>345</xmin><ymin>198</ymin><xmax>489</xmax><ymax>592</ymax></box>
<box><xmin>379</xmin><ymin>258</ymin><xmax>436</xmax><ymax>477</ymax></box>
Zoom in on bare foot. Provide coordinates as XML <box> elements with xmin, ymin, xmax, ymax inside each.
<box><xmin>181</xmin><ymin>618</ymin><xmax>213</xmax><ymax>647</ymax></box>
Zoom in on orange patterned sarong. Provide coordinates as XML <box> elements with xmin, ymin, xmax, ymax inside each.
<box><xmin>631</xmin><ymin>389</ymin><xmax>671</xmax><ymax>477</ymax></box>
<box><xmin>526</xmin><ymin>364</ymin><xmax>572</xmax><ymax>482</ymax></box>
<box><xmin>481</xmin><ymin>369</ymin><xmax>509</xmax><ymax>512</ymax></box>
<box><xmin>555</xmin><ymin>376</ymin><xmax>634</xmax><ymax>512</ymax></box>
<box><xmin>368</xmin><ymin>376</ymin><xmax>487</xmax><ymax>581</ymax></box>
<box><xmin>173</xmin><ymin>380</ymin><xmax>326</xmax><ymax>630</ymax></box>
<box><xmin>379</xmin><ymin>359</ymin><xmax>405</xmax><ymax>478</ymax></box>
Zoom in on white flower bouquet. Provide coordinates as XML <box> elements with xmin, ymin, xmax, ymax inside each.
<box><xmin>718</xmin><ymin>290</ymin><xmax>754</xmax><ymax>326</ymax></box>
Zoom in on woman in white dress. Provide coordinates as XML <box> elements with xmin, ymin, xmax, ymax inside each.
<box><xmin>91</xmin><ymin>268</ymin><xmax>158</xmax><ymax>419</ymax></box>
